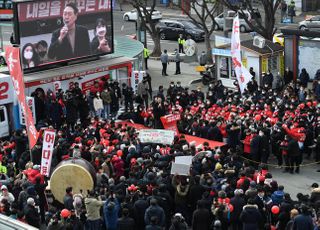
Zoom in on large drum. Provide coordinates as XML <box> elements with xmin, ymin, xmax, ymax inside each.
<box><xmin>50</xmin><ymin>158</ymin><xmax>96</xmax><ymax>203</ymax></box>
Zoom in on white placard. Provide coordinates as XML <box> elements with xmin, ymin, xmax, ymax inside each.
<box><xmin>131</xmin><ymin>70</ymin><xmax>144</xmax><ymax>93</ymax></box>
<box><xmin>40</xmin><ymin>129</ymin><xmax>56</xmax><ymax>177</ymax></box>
<box><xmin>171</xmin><ymin>163</ymin><xmax>190</xmax><ymax>176</ymax></box>
<box><xmin>175</xmin><ymin>156</ymin><xmax>193</xmax><ymax>165</ymax></box>
<box><xmin>19</xmin><ymin>96</ymin><xmax>36</xmax><ymax>125</ymax></box>
<box><xmin>138</xmin><ymin>129</ymin><xmax>175</xmax><ymax>145</ymax></box>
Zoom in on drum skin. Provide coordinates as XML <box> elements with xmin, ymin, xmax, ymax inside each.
<box><xmin>50</xmin><ymin>158</ymin><xmax>96</xmax><ymax>203</ymax></box>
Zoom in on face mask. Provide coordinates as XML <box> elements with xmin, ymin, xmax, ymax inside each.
<box><xmin>259</xmin><ymin>132</ymin><xmax>263</xmax><ymax>136</ymax></box>
<box><xmin>177</xmin><ymin>84</ymin><xmax>181</xmax><ymax>87</ymax></box>
<box><xmin>96</xmin><ymin>26</ymin><xmax>106</xmax><ymax>36</ymax></box>
<box><xmin>258</xmin><ymin>193</ymin><xmax>264</xmax><ymax>197</ymax></box>
<box><xmin>24</xmin><ymin>51</ymin><xmax>33</xmax><ymax>59</ymax></box>
<box><xmin>170</xmin><ymin>84</ymin><xmax>174</xmax><ymax>87</ymax></box>
<box><xmin>97</xmin><ymin>93</ymin><xmax>100</xmax><ymax>97</ymax></box>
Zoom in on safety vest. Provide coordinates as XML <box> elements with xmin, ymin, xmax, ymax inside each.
<box><xmin>143</xmin><ymin>48</ymin><xmax>150</xmax><ymax>58</ymax></box>
<box><xmin>178</xmin><ymin>38</ymin><xmax>185</xmax><ymax>45</ymax></box>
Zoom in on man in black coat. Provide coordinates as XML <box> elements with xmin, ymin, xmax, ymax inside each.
<box><xmin>230</xmin><ymin>189</ymin><xmax>246</xmax><ymax>230</ymax></box>
<box><xmin>24</xmin><ymin>198</ymin><xmax>40</xmax><ymax>228</ymax></box>
<box><xmin>287</xmin><ymin>136</ymin><xmax>301</xmax><ymax>174</ymax></box>
<box><xmin>117</xmin><ymin>208</ymin><xmax>135</xmax><ymax>230</ymax></box>
<box><xmin>48</xmin><ymin>3</ymin><xmax>90</xmax><ymax>61</ymax></box>
<box><xmin>133</xmin><ymin>193</ymin><xmax>149</xmax><ymax>230</ymax></box>
<box><xmin>188</xmin><ymin>176</ymin><xmax>205</xmax><ymax>211</ymax></box>
<box><xmin>192</xmin><ymin>200</ymin><xmax>212</xmax><ymax>230</ymax></box>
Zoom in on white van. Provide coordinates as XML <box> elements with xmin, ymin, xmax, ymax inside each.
<box><xmin>0</xmin><ymin>106</ymin><xmax>9</xmax><ymax>138</ymax></box>
<box><xmin>215</xmin><ymin>9</ymin><xmax>262</xmax><ymax>32</ymax></box>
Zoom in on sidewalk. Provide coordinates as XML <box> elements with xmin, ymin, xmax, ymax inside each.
<box><xmin>146</xmin><ymin>59</ymin><xmax>201</xmax><ymax>91</ymax></box>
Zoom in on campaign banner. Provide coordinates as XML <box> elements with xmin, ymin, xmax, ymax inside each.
<box><xmin>138</xmin><ymin>129</ymin><xmax>175</xmax><ymax>145</ymax></box>
<box><xmin>18</xmin><ymin>0</ymin><xmax>112</xmax><ymax>21</ymax></box>
<box><xmin>19</xmin><ymin>96</ymin><xmax>37</xmax><ymax>125</ymax></box>
<box><xmin>160</xmin><ymin>114</ymin><xmax>181</xmax><ymax>135</ymax></box>
<box><xmin>40</xmin><ymin>129</ymin><xmax>56</xmax><ymax>176</ymax></box>
<box><xmin>0</xmin><ymin>75</ymin><xmax>14</xmax><ymax>105</ymax></box>
<box><xmin>231</xmin><ymin>16</ymin><xmax>252</xmax><ymax>93</ymax></box>
<box><xmin>5</xmin><ymin>46</ymin><xmax>39</xmax><ymax>149</ymax></box>
<box><xmin>131</xmin><ymin>71</ymin><xmax>144</xmax><ymax>93</ymax></box>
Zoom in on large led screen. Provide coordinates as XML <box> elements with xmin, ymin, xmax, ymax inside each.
<box><xmin>15</xmin><ymin>0</ymin><xmax>113</xmax><ymax>70</ymax></box>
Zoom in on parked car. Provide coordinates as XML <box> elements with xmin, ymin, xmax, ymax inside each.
<box><xmin>273</xmin><ymin>33</ymin><xmax>284</xmax><ymax>46</ymax></box>
<box><xmin>123</xmin><ymin>7</ymin><xmax>162</xmax><ymax>21</ymax></box>
<box><xmin>299</xmin><ymin>15</ymin><xmax>320</xmax><ymax>30</ymax></box>
<box><xmin>0</xmin><ymin>51</ymin><xmax>6</xmax><ymax>65</ymax></box>
<box><xmin>214</xmin><ymin>9</ymin><xmax>261</xmax><ymax>32</ymax></box>
<box><xmin>156</xmin><ymin>19</ymin><xmax>205</xmax><ymax>41</ymax></box>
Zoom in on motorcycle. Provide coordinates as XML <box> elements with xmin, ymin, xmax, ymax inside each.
<box><xmin>201</xmin><ymin>64</ymin><xmax>216</xmax><ymax>85</ymax></box>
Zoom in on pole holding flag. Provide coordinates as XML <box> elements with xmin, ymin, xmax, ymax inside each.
<box><xmin>230</xmin><ymin>16</ymin><xmax>252</xmax><ymax>94</ymax></box>
<box><xmin>5</xmin><ymin>46</ymin><xmax>39</xmax><ymax>149</ymax></box>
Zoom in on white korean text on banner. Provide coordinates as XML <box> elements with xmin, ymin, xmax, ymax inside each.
<box><xmin>131</xmin><ymin>71</ymin><xmax>144</xmax><ymax>93</ymax></box>
<box><xmin>19</xmin><ymin>96</ymin><xmax>36</xmax><ymax>125</ymax></box>
<box><xmin>231</xmin><ymin>16</ymin><xmax>252</xmax><ymax>93</ymax></box>
<box><xmin>41</xmin><ymin>129</ymin><xmax>56</xmax><ymax>176</ymax></box>
<box><xmin>138</xmin><ymin>129</ymin><xmax>175</xmax><ymax>145</ymax></box>
<box><xmin>5</xmin><ymin>46</ymin><xmax>38</xmax><ymax>149</ymax></box>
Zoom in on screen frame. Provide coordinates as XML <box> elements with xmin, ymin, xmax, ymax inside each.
<box><xmin>12</xmin><ymin>0</ymin><xmax>114</xmax><ymax>73</ymax></box>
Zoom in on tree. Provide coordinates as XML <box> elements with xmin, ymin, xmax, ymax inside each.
<box><xmin>127</xmin><ymin>0</ymin><xmax>161</xmax><ymax>56</ymax></box>
<box><xmin>178</xmin><ymin>0</ymin><xmax>222</xmax><ymax>63</ymax></box>
<box><xmin>220</xmin><ymin>0</ymin><xmax>281</xmax><ymax>40</ymax></box>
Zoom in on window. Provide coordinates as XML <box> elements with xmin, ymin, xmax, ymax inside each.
<box><xmin>268</xmin><ymin>55</ymin><xmax>278</xmax><ymax>75</ymax></box>
<box><xmin>220</xmin><ymin>57</ymin><xmax>230</xmax><ymax>79</ymax></box>
<box><xmin>0</xmin><ymin>108</ymin><xmax>5</xmax><ymax>122</ymax></box>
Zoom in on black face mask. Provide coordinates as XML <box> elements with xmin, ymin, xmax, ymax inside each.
<box><xmin>39</xmin><ymin>51</ymin><xmax>47</xmax><ymax>57</ymax></box>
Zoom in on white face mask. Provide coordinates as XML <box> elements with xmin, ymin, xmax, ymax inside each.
<box><xmin>96</xmin><ymin>26</ymin><xmax>106</xmax><ymax>36</ymax></box>
<box><xmin>24</xmin><ymin>51</ymin><xmax>33</xmax><ymax>60</ymax></box>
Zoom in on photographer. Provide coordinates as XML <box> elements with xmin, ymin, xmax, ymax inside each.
<box><xmin>84</xmin><ymin>190</ymin><xmax>105</xmax><ymax>230</ymax></box>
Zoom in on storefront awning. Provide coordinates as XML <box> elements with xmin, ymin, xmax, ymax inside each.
<box><xmin>24</xmin><ymin>56</ymin><xmax>135</xmax><ymax>84</ymax></box>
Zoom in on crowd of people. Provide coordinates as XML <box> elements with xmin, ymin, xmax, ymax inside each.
<box><xmin>0</xmin><ymin>68</ymin><xmax>320</xmax><ymax>230</ymax></box>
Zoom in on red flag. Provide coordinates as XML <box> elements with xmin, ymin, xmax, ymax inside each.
<box><xmin>160</xmin><ymin>114</ymin><xmax>181</xmax><ymax>135</ymax></box>
<box><xmin>5</xmin><ymin>46</ymin><xmax>38</xmax><ymax>149</ymax></box>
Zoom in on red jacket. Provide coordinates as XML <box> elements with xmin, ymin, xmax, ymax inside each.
<box><xmin>243</xmin><ymin>134</ymin><xmax>254</xmax><ymax>154</ymax></box>
<box><xmin>282</xmin><ymin>125</ymin><xmax>306</xmax><ymax>142</ymax></box>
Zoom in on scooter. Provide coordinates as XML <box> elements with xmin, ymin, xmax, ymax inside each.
<box><xmin>201</xmin><ymin>64</ymin><xmax>216</xmax><ymax>85</ymax></box>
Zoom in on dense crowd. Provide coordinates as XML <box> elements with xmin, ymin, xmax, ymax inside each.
<box><xmin>0</xmin><ymin>70</ymin><xmax>320</xmax><ymax>230</ymax></box>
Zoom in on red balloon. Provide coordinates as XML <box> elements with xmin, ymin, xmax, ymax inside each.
<box><xmin>255</xmin><ymin>114</ymin><xmax>262</xmax><ymax>121</ymax></box>
<box><xmin>271</xmin><ymin>205</ymin><xmax>280</xmax><ymax>214</ymax></box>
<box><xmin>61</xmin><ymin>209</ymin><xmax>71</xmax><ymax>218</ymax></box>
<box><xmin>228</xmin><ymin>204</ymin><xmax>234</xmax><ymax>212</ymax></box>
<box><xmin>117</xmin><ymin>150</ymin><xmax>123</xmax><ymax>157</ymax></box>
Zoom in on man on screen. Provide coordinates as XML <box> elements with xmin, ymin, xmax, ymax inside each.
<box><xmin>48</xmin><ymin>2</ymin><xmax>91</xmax><ymax>61</ymax></box>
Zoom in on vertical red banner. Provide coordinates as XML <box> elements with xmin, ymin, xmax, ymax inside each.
<box><xmin>5</xmin><ymin>46</ymin><xmax>39</xmax><ymax>149</ymax></box>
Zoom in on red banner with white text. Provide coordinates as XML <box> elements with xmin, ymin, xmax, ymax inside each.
<box><xmin>5</xmin><ymin>46</ymin><xmax>39</xmax><ymax>149</ymax></box>
<box><xmin>160</xmin><ymin>114</ymin><xmax>181</xmax><ymax>135</ymax></box>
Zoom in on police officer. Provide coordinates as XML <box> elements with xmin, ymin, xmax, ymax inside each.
<box><xmin>143</xmin><ymin>46</ymin><xmax>150</xmax><ymax>70</ymax></box>
<box><xmin>178</xmin><ymin>34</ymin><xmax>185</xmax><ymax>54</ymax></box>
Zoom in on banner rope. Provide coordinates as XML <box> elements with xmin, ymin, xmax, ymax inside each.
<box><xmin>239</xmin><ymin>156</ymin><xmax>320</xmax><ymax>168</ymax></box>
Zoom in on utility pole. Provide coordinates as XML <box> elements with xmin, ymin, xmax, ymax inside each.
<box><xmin>223</xmin><ymin>4</ymin><xmax>228</xmax><ymax>37</ymax></box>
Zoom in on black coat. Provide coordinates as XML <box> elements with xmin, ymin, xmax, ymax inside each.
<box><xmin>188</xmin><ymin>184</ymin><xmax>205</xmax><ymax>210</ymax></box>
<box><xmin>24</xmin><ymin>204</ymin><xmax>40</xmax><ymax>228</ymax></box>
<box><xmin>117</xmin><ymin>216</ymin><xmax>135</xmax><ymax>230</ymax></box>
<box><xmin>48</xmin><ymin>25</ymin><xmax>91</xmax><ymax>61</ymax></box>
<box><xmin>287</xmin><ymin>138</ymin><xmax>300</xmax><ymax>157</ymax></box>
<box><xmin>230</xmin><ymin>195</ymin><xmax>246</xmax><ymax>222</ymax></box>
<box><xmin>292</xmin><ymin>214</ymin><xmax>314</xmax><ymax>230</ymax></box>
<box><xmin>240</xmin><ymin>204</ymin><xmax>262</xmax><ymax>230</ymax></box>
<box><xmin>192</xmin><ymin>208</ymin><xmax>211</xmax><ymax>230</ymax></box>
